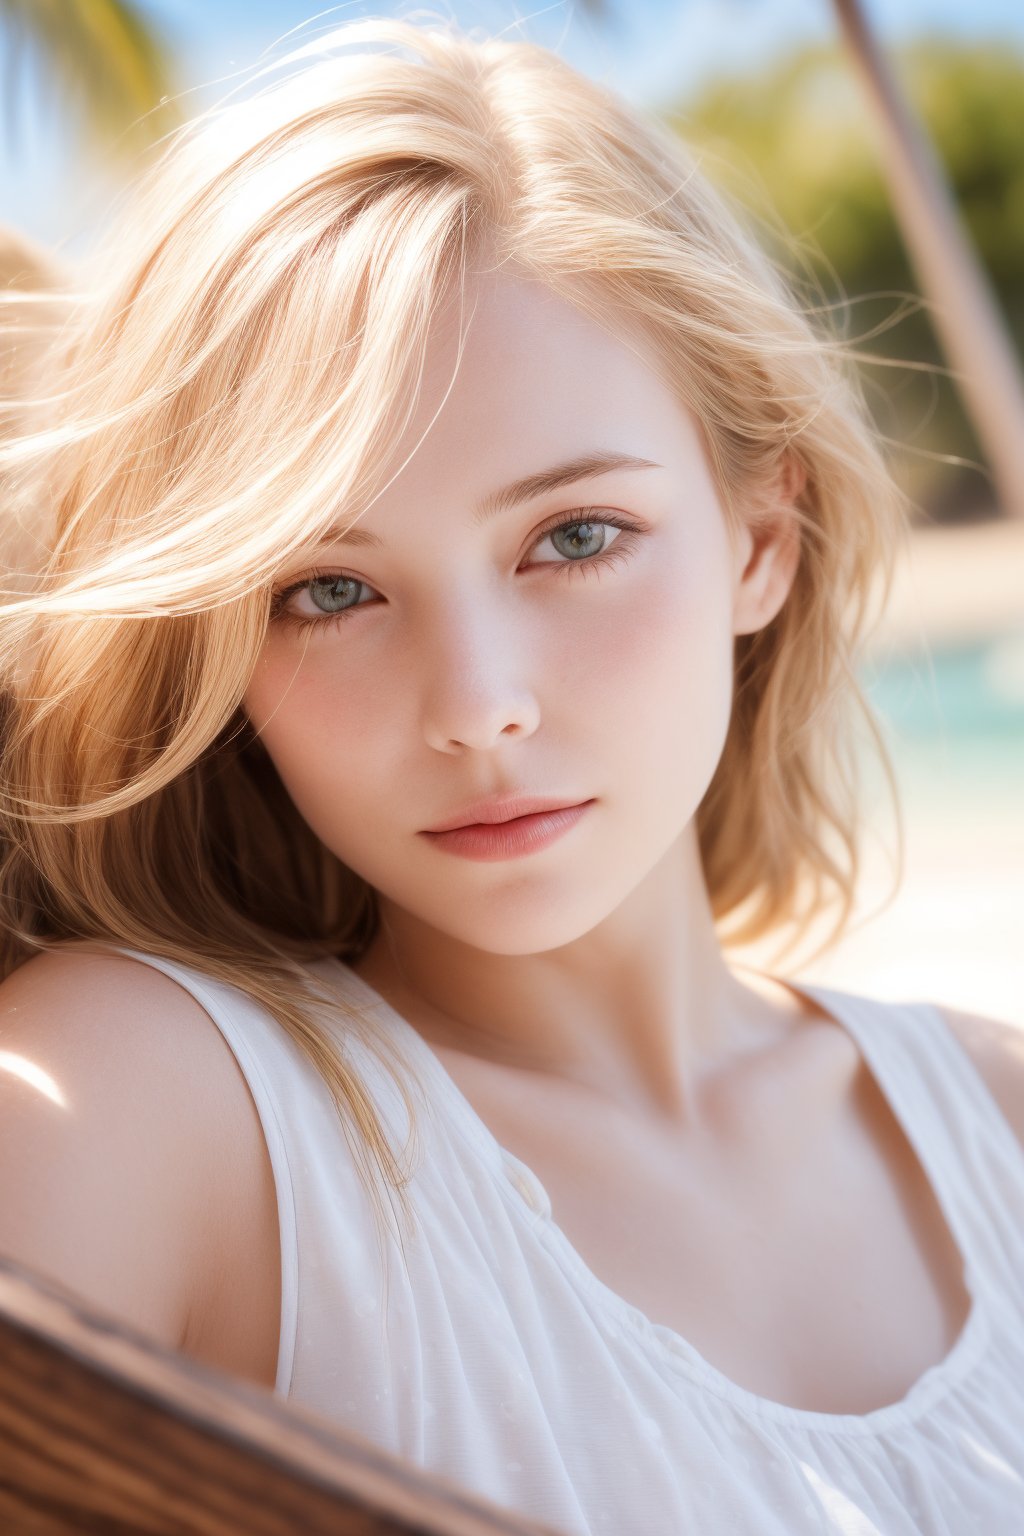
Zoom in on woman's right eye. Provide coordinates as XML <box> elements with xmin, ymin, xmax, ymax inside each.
<box><xmin>269</xmin><ymin>571</ymin><xmax>376</xmax><ymax>631</ymax></box>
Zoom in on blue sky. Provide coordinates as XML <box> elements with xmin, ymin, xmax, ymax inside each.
<box><xmin>3</xmin><ymin>0</ymin><xmax>1024</xmax><ymax>255</ymax></box>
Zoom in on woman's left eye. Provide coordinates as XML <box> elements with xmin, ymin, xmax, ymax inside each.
<box><xmin>528</xmin><ymin>511</ymin><xmax>637</xmax><ymax>568</ymax></box>
<box><xmin>269</xmin><ymin>510</ymin><xmax>643</xmax><ymax>634</ymax></box>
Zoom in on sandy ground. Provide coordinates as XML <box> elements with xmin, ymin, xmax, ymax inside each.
<box><xmin>862</xmin><ymin>516</ymin><xmax>1024</xmax><ymax>657</ymax></box>
<box><xmin>730</xmin><ymin>516</ymin><xmax>1024</xmax><ymax>1031</ymax></box>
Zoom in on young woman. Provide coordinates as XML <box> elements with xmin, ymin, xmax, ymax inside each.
<box><xmin>1</xmin><ymin>17</ymin><xmax>1021</xmax><ymax>1533</ymax></box>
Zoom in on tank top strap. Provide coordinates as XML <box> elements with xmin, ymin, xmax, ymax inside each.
<box><xmin>789</xmin><ymin>980</ymin><xmax>1024</xmax><ymax>1317</ymax></box>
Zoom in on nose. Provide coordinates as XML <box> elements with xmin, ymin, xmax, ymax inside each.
<box><xmin>418</xmin><ymin>596</ymin><xmax>541</xmax><ymax>754</ymax></box>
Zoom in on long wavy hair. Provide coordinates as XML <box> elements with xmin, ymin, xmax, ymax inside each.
<box><xmin>0</xmin><ymin>15</ymin><xmax>911</xmax><ymax>1239</ymax></box>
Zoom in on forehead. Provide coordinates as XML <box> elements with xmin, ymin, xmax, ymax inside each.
<box><xmin>358</xmin><ymin>267</ymin><xmax>701</xmax><ymax>526</ymax></box>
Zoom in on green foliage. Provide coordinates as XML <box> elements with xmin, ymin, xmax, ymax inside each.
<box><xmin>664</xmin><ymin>39</ymin><xmax>1024</xmax><ymax>520</ymax></box>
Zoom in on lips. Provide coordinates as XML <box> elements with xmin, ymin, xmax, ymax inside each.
<box><xmin>423</xmin><ymin>793</ymin><xmax>592</xmax><ymax>833</ymax></box>
<box><xmin>419</xmin><ymin>801</ymin><xmax>594</xmax><ymax>861</ymax></box>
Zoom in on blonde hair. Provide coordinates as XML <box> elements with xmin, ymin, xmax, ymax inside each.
<box><xmin>0</xmin><ymin>15</ymin><xmax>910</xmax><ymax>1238</ymax></box>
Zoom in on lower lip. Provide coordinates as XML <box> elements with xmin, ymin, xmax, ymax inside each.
<box><xmin>420</xmin><ymin>801</ymin><xmax>594</xmax><ymax>861</ymax></box>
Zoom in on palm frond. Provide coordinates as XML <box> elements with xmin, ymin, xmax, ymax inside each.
<box><xmin>0</xmin><ymin>0</ymin><xmax>184</xmax><ymax>162</ymax></box>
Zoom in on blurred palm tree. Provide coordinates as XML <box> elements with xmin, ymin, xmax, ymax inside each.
<box><xmin>830</xmin><ymin>0</ymin><xmax>1024</xmax><ymax>520</ymax></box>
<box><xmin>0</xmin><ymin>0</ymin><xmax>183</xmax><ymax>163</ymax></box>
<box><xmin>584</xmin><ymin>0</ymin><xmax>1024</xmax><ymax>520</ymax></box>
<box><xmin>0</xmin><ymin>4</ymin><xmax>177</xmax><ymax>470</ymax></box>
<box><xmin>680</xmin><ymin>40</ymin><xmax>1024</xmax><ymax>520</ymax></box>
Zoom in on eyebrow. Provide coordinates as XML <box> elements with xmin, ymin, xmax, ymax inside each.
<box><xmin>311</xmin><ymin>450</ymin><xmax>662</xmax><ymax>550</ymax></box>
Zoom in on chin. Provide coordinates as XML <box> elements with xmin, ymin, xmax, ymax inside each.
<box><xmin>425</xmin><ymin>885</ymin><xmax>622</xmax><ymax>958</ymax></box>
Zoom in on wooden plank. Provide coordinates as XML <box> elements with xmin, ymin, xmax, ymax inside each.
<box><xmin>0</xmin><ymin>1254</ymin><xmax>563</xmax><ymax>1536</ymax></box>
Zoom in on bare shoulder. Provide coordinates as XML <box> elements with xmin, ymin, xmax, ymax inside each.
<box><xmin>0</xmin><ymin>947</ymin><xmax>281</xmax><ymax>1385</ymax></box>
<box><xmin>930</xmin><ymin>999</ymin><xmax>1024</xmax><ymax>1155</ymax></box>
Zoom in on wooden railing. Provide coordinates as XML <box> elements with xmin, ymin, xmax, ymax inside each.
<box><xmin>0</xmin><ymin>1254</ymin><xmax>564</xmax><ymax>1535</ymax></box>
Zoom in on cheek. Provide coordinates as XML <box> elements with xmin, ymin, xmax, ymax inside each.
<box><xmin>573</xmin><ymin>544</ymin><xmax>735</xmax><ymax>764</ymax></box>
<box><xmin>245</xmin><ymin>639</ymin><xmax>379</xmax><ymax>734</ymax></box>
<box><xmin>241</xmin><ymin>643</ymin><xmax>386</xmax><ymax>834</ymax></box>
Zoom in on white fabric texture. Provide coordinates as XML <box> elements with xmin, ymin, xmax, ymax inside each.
<box><xmin>113</xmin><ymin>946</ymin><xmax>1024</xmax><ymax>1534</ymax></box>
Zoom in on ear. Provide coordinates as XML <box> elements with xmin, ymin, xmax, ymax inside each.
<box><xmin>731</xmin><ymin>454</ymin><xmax>807</xmax><ymax>638</ymax></box>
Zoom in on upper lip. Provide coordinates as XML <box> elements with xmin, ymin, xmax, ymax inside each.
<box><xmin>422</xmin><ymin>792</ymin><xmax>592</xmax><ymax>833</ymax></box>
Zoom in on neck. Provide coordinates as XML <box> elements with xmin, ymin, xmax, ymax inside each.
<box><xmin>349</xmin><ymin>827</ymin><xmax>812</xmax><ymax>1125</ymax></box>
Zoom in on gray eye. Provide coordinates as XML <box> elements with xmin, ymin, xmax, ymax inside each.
<box><xmin>547</xmin><ymin>521</ymin><xmax>609</xmax><ymax>559</ymax></box>
<box><xmin>309</xmin><ymin>576</ymin><xmax>363</xmax><ymax>613</ymax></box>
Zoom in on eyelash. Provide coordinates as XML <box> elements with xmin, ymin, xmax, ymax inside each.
<box><xmin>267</xmin><ymin>509</ymin><xmax>644</xmax><ymax>635</ymax></box>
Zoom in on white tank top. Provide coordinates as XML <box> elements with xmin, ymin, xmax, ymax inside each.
<box><xmin>113</xmin><ymin>946</ymin><xmax>1024</xmax><ymax>1533</ymax></box>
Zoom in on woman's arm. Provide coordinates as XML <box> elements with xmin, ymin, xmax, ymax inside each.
<box><xmin>0</xmin><ymin>950</ymin><xmax>275</xmax><ymax>1376</ymax></box>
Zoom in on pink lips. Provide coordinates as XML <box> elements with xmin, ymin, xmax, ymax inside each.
<box><xmin>419</xmin><ymin>800</ymin><xmax>594</xmax><ymax>861</ymax></box>
<box><xmin>424</xmin><ymin>792</ymin><xmax>592</xmax><ymax>833</ymax></box>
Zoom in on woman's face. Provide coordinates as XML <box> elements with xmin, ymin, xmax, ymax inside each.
<box><xmin>243</xmin><ymin>268</ymin><xmax>796</xmax><ymax>956</ymax></box>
